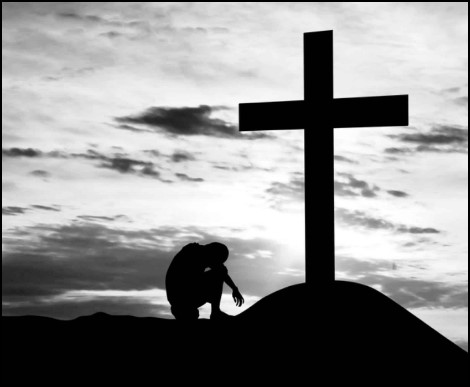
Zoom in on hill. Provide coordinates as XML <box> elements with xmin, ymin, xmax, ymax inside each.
<box><xmin>2</xmin><ymin>281</ymin><xmax>468</xmax><ymax>384</ymax></box>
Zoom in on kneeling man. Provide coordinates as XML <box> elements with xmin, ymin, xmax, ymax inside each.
<box><xmin>166</xmin><ymin>242</ymin><xmax>244</xmax><ymax>320</ymax></box>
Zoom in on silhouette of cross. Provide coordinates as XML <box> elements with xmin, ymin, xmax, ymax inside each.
<box><xmin>239</xmin><ymin>30</ymin><xmax>408</xmax><ymax>286</ymax></box>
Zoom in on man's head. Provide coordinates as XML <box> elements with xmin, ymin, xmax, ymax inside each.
<box><xmin>204</xmin><ymin>242</ymin><xmax>229</xmax><ymax>267</ymax></box>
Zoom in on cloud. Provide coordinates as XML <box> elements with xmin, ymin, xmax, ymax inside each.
<box><xmin>43</xmin><ymin>66</ymin><xmax>97</xmax><ymax>82</ymax></box>
<box><xmin>2</xmin><ymin>206</ymin><xmax>28</xmax><ymax>216</ymax></box>
<box><xmin>100</xmin><ymin>31</ymin><xmax>125</xmax><ymax>39</ymax></box>
<box><xmin>454</xmin><ymin>96</ymin><xmax>468</xmax><ymax>107</ymax></box>
<box><xmin>116</xmin><ymin>124</ymin><xmax>152</xmax><ymax>133</ymax></box>
<box><xmin>2</xmin><ymin>295</ymin><xmax>171</xmax><ymax>320</ymax></box>
<box><xmin>387</xmin><ymin>190</ymin><xmax>409</xmax><ymax>198</ymax></box>
<box><xmin>395</xmin><ymin>126</ymin><xmax>467</xmax><ymax>145</ymax></box>
<box><xmin>171</xmin><ymin>151</ymin><xmax>196</xmax><ymax>163</ymax></box>
<box><xmin>336</xmin><ymin>256</ymin><xmax>467</xmax><ymax>309</ymax></box>
<box><xmin>3</xmin><ymin>205</ymin><xmax>62</xmax><ymax>216</ymax></box>
<box><xmin>335</xmin><ymin>173</ymin><xmax>380</xmax><ymax>198</ymax></box>
<box><xmin>396</xmin><ymin>226</ymin><xmax>440</xmax><ymax>234</ymax></box>
<box><xmin>94</xmin><ymin>154</ymin><xmax>170</xmax><ymax>181</ymax></box>
<box><xmin>335</xmin><ymin>208</ymin><xmax>440</xmax><ymax>234</ymax></box>
<box><xmin>441</xmin><ymin>86</ymin><xmax>468</xmax><ymax>108</ymax></box>
<box><xmin>30</xmin><ymin>205</ymin><xmax>61</xmax><ymax>212</ymax></box>
<box><xmin>2</xmin><ymin>221</ymin><xmax>288</xmax><ymax>318</ymax></box>
<box><xmin>3</xmin><ymin>148</ymin><xmax>42</xmax><ymax>157</ymax></box>
<box><xmin>30</xmin><ymin>170</ymin><xmax>51</xmax><ymax>178</ymax></box>
<box><xmin>266</xmin><ymin>173</ymin><xmax>304</xmax><ymax>202</ymax></box>
<box><xmin>57</xmin><ymin>12</ymin><xmax>106</xmax><ymax>23</ymax></box>
<box><xmin>2</xmin><ymin>223</ymin><xmax>179</xmax><ymax>301</ymax></box>
<box><xmin>101</xmin><ymin>157</ymin><xmax>149</xmax><ymax>173</ymax></box>
<box><xmin>3</xmin><ymin>148</ymin><xmax>70</xmax><ymax>159</ymax></box>
<box><xmin>334</xmin><ymin>155</ymin><xmax>356</xmax><ymax>163</ymax></box>
<box><xmin>362</xmin><ymin>273</ymin><xmax>467</xmax><ymax>309</ymax></box>
<box><xmin>387</xmin><ymin>125</ymin><xmax>468</xmax><ymax>154</ymax></box>
<box><xmin>76</xmin><ymin>215</ymin><xmax>125</xmax><ymax>222</ymax></box>
<box><xmin>3</xmin><ymin>146</ymin><xmax>172</xmax><ymax>182</ymax></box>
<box><xmin>100</xmin><ymin>157</ymin><xmax>169</xmax><ymax>181</ymax></box>
<box><xmin>175</xmin><ymin>173</ymin><xmax>204</xmax><ymax>182</ymax></box>
<box><xmin>116</xmin><ymin>105</ymin><xmax>268</xmax><ymax>139</ymax></box>
<box><xmin>384</xmin><ymin>147</ymin><xmax>413</xmax><ymax>155</ymax></box>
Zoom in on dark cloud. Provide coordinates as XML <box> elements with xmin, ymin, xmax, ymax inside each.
<box><xmin>143</xmin><ymin>150</ymin><xmax>161</xmax><ymax>157</ymax></box>
<box><xmin>101</xmin><ymin>157</ymin><xmax>150</xmax><ymax>173</ymax></box>
<box><xmin>2</xmin><ymin>222</ymin><xmax>289</xmax><ymax>319</ymax></box>
<box><xmin>387</xmin><ymin>190</ymin><xmax>409</xmax><ymax>198</ymax></box>
<box><xmin>361</xmin><ymin>273</ymin><xmax>467</xmax><ymax>309</ymax></box>
<box><xmin>336</xmin><ymin>256</ymin><xmax>398</xmax><ymax>278</ymax></box>
<box><xmin>56</xmin><ymin>11</ymin><xmax>154</xmax><ymax>40</ymax></box>
<box><xmin>395</xmin><ymin>126</ymin><xmax>467</xmax><ymax>145</ymax></box>
<box><xmin>3</xmin><ymin>205</ymin><xmax>62</xmax><ymax>215</ymax></box>
<box><xmin>336</xmin><ymin>256</ymin><xmax>467</xmax><ymax>309</ymax></box>
<box><xmin>30</xmin><ymin>170</ymin><xmax>51</xmax><ymax>178</ymax></box>
<box><xmin>334</xmin><ymin>155</ymin><xmax>356</xmax><ymax>163</ymax></box>
<box><xmin>212</xmin><ymin>160</ymin><xmax>273</xmax><ymax>173</ymax></box>
<box><xmin>30</xmin><ymin>205</ymin><xmax>61</xmax><ymax>212</ymax></box>
<box><xmin>116</xmin><ymin>105</ymin><xmax>268</xmax><ymax>139</ymax></box>
<box><xmin>71</xmin><ymin>149</ymin><xmax>108</xmax><ymax>161</ymax></box>
<box><xmin>76</xmin><ymin>215</ymin><xmax>125</xmax><ymax>222</ymax></box>
<box><xmin>175</xmin><ymin>173</ymin><xmax>204</xmax><ymax>182</ymax></box>
<box><xmin>387</xmin><ymin>125</ymin><xmax>468</xmax><ymax>154</ymax></box>
<box><xmin>2</xmin><ymin>297</ymin><xmax>170</xmax><ymax>320</ymax></box>
<box><xmin>384</xmin><ymin>147</ymin><xmax>412</xmax><ymax>155</ymax></box>
<box><xmin>2</xmin><ymin>181</ymin><xmax>16</xmax><ymax>191</ymax></box>
<box><xmin>443</xmin><ymin>87</ymin><xmax>461</xmax><ymax>93</ymax></box>
<box><xmin>99</xmin><ymin>156</ymin><xmax>169</xmax><ymax>181</ymax></box>
<box><xmin>335</xmin><ymin>208</ymin><xmax>440</xmax><ymax>234</ymax></box>
<box><xmin>116</xmin><ymin>124</ymin><xmax>153</xmax><ymax>133</ymax></box>
<box><xmin>57</xmin><ymin>12</ymin><xmax>105</xmax><ymax>23</ymax></box>
<box><xmin>171</xmin><ymin>151</ymin><xmax>196</xmax><ymax>163</ymax></box>
<box><xmin>3</xmin><ymin>146</ymin><xmax>171</xmax><ymax>182</ymax></box>
<box><xmin>2</xmin><ymin>223</ymin><xmax>178</xmax><ymax>301</ymax></box>
<box><xmin>3</xmin><ymin>148</ymin><xmax>42</xmax><ymax>157</ymax></box>
<box><xmin>100</xmin><ymin>31</ymin><xmax>124</xmax><ymax>39</ymax></box>
<box><xmin>116</xmin><ymin>105</ymin><xmax>236</xmax><ymax>137</ymax></box>
<box><xmin>2</xmin><ymin>206</ymin><xmax>28</xmax><ymax>216</ymax></box>
<box><xmin>3</xmin><ymin>148</ymin><xmax>70</xmax><ymax>159</ymax></box>
<box><xmin>44</xmin><ymin>66</ymin><xmax>97</xmax><ymax>82</ymax></box>
<box><xmin>396</xmin><ymin>226</ymin><xmax>440</xmax><ymax>234</ymax></box>
<box><xmin>335</xmin><ymin>173</ymin><xmax>380</xmax><ymax>198</ymax></box>
<box><xmin>454</xmin><ymin>96</ymin><xmax>468</xmax><ymax>106</ymax></box>
<box><xmin>141</xmin><ymin>166</ymin><xmax>164</xmax><ymax>178</ymax></box>
<box><xmin>266</xmin><ymin>174</ymin><xmax>304</xmax><ymax>202</ymax></box>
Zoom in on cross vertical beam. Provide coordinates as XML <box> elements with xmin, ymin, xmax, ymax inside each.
<box><xmin>304</xmin><ymin>31</ymin><xmax>334</xmax><ymax>286</ymax></box>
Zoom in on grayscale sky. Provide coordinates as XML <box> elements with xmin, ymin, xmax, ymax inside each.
<box><xmin>2</xmin><ymin>2</ymin><xmax>468</xmax><ymax>350</ymax></box>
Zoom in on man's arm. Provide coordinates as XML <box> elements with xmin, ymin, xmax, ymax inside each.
<box><xmin>224</xmin><ymin>271</ymin><xmax>244</xmax><ymax>307</ymax></box>
<box><xmin>224</xmin><ymin>272</ymin><xmax>237</xmax><ymax>291</ymax></box>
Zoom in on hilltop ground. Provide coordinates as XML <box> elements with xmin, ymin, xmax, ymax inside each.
<box><xmin>2</xmin><ymin>281</ymin><xmax>468</xmax><ymax>384</ymax></box>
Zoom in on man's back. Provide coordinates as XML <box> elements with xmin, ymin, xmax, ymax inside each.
<box><xmin>166</xmin><ymin>243</ymin><xmax>206</xmax><ymax>304</ymax></box>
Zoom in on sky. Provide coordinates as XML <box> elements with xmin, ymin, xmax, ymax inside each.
<box><xmin>2</xmin><ymin>2</ymin><xmax>468</xmax><ymax>350</ymax></box>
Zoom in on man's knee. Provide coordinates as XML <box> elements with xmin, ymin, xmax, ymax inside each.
<box><xmin>208</xmin><ymin>265</ymin><xmax>228</xmax><ymax>278</ymax></box>
<box><xmin>171</xmin><ymin>305</ymin><xmax>199</xmax><ymax>320</ymax></box>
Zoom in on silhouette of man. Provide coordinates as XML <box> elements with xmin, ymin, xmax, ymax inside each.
<box><xmin>166</xmin><ymin>242</ymin><xmax>244</xmax><ymax>320</ymax></box>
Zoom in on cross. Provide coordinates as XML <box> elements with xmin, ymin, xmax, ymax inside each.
<box><xmin>239</xmin><ymin>30</ymin><xmax>408</xmax><ymax>287</ymax></box>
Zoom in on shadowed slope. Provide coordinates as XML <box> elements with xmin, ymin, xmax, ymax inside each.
<box><xmin>3</xmin><ymin>281</ymin><xmax>467</xmax><ymax>385</ymax></box>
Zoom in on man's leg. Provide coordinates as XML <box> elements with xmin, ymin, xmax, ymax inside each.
<box><xmin>202</xmin><ymin>266</ymin><xmax>230</xmax><ymax>319</ymax></box>
<box><xmin>170</xmin><ymin>303</ymin><xmax>199</xmax><ymax>320</ymax></box>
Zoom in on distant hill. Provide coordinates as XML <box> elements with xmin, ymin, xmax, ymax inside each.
<box><xmin>2</xmin><ymin>281</ymin><xmax>468</xmax><ymax>384</ymax></box>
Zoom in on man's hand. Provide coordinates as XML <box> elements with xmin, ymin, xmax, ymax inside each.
<box><xmin>232</xmin><ymin>287</ymin><xmax>244</xmax><ymax>307</ymax></box>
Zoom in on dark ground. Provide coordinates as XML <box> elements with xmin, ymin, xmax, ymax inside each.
<box><xmin>2</xmin><ymin>281</ymin><xmax>468</xmax><ymax>385</ymax></box>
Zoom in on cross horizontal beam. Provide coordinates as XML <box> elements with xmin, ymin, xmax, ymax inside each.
<box><xmin>239</xmin><ymin>95</ymin><xmax>408</xmax><ymax>131</ymax></box>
